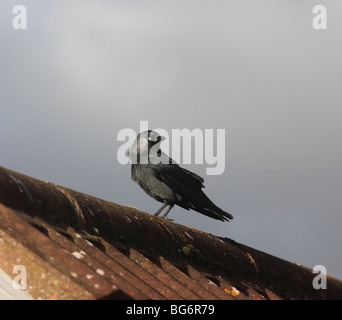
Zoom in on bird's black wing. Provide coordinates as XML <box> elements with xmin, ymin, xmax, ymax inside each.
<box><xmin>148</xmin><ymin>163</ymin><xmax>233</xmax><ymax>221</ymax></box>
<box><xmin>149</xmin><ymin>163</ymin><xmax>205</xmax><ymax>192</ymax></box>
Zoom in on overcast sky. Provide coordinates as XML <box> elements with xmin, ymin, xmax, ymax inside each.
<box><xmin>1</xmin><ymin>0</ymin><xmax>342</xmax><ymax>280</ymax></box>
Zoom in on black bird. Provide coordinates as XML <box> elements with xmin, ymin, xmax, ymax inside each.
<box><xmin>127</xmin><ymin>130</ymin><xmax>233</xmax><ymax>222</ymax></box>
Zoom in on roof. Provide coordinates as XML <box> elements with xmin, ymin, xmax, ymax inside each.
<box><xmin>0</xmin><ymin>165</ymin><xmax>341</xmax><ymax>300</ymax></box>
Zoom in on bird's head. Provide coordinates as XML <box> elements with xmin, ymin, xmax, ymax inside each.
<box><xmin>127</xmin><ymin>130</ymin><xmax>165</xmax><ymax>164</ymax></box>
<box><xmin>146</xmin><ymin>130</ymin><xmax>165</xmax><ymax>145</ymax></box>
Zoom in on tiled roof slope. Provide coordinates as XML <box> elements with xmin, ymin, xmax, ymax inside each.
<box><xmin>0</xmin><ymin>165</ymin><xmax>341</xmax><ymax>300</ymax></box>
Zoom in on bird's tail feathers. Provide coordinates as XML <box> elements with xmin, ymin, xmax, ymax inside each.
<box><xmin>203</xmin><ymin>207</ymin><xmax>233</xmax><ymax>222</ymax></box>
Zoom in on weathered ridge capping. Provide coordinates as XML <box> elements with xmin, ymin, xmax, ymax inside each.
<box><xmin>0</xmin><ymin>165</ymin><xmax>341</xmax><ymax>300</ymax></box>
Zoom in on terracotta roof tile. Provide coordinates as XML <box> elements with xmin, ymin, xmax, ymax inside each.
<box><xmin>0</xmin><ymin>165</ymin><xmax>342</xmax><ymax>300</ymax></box>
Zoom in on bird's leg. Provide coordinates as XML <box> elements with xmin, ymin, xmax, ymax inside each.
<box><xmin>154</xmin><ymin>201</ymin><xmax>168</xmax><ymax>216</ymax></box>
<box><xmin>162</xmin><ymin>205</ymin><xmax>174</xmax><ymax>219</ymax></box>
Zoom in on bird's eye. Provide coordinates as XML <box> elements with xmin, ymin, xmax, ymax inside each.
<box><xmin>148</xmin><ymin>135</ymin><xmax>160</xmax><ymax>143</ymax></box>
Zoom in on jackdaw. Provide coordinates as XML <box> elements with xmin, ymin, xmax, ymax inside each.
<box><xmin>127</xmin><ymin>130</ymin><xmax>233</xmax><ymax>222</ymax></box>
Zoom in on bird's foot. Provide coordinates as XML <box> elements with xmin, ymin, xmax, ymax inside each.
<box><xmin>163</xmin><ymin>217</ymin><xmax>174</xmax><ymax>222</ymax></box>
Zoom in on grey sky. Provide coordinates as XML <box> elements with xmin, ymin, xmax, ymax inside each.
<box><xmin>1</xmin><ymin>0</ymin><xmax>342</xmax><ymax>280</ymax></box>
